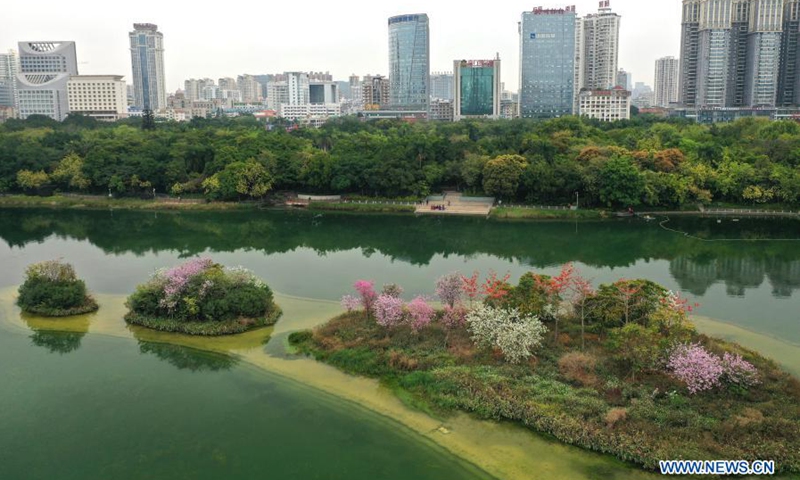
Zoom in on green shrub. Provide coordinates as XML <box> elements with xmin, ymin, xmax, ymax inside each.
<box><xmin>125</xmin><ymin>258</ymin><xmax>280</xmax><ymax>335</ymax></box>
<box><xmin>17</xmin><ymin>260</ymin><xmax>98</xmax><ymax>316</ymax></box>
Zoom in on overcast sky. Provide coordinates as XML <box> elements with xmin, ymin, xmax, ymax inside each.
<box><xmin>2</xmin><ymin>0</ymin><xmax>681</xmax><ymax>92</ymax></box>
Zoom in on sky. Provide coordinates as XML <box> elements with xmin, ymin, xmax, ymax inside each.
<box><xmin>2</xmin><ymin>0</ymin><xmax>682</xmax><ymax>92</ymax></box>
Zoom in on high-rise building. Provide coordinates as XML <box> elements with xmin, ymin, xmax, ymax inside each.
<box><xmin>680</xmin><ymin>0</ymin><xmax>797</xmax><ymax>108</ymax></box>
<box><xmin>519</xmin><ymin>6</ymin><xmax>577</xmax><ymax>118</ymax></box>
<box><xmin>15</xmin><ymin>41</ymin><xmax>78</xmax><ymax>120</ymax></box>
<box><xmin>453</xmin><ymin>58</ymin><xmax>502</xmax><ymax>121</ymax></box>
<box><xmin>218</xmin><ymin>77</ymin><xmax>237</xmax><ymax>90</ymax></box>
<box><xmin>679</xmin><ymin>0</ymin><xmax>701</xmax><ymax>106</ymax></box>
<box><xmin>615</xmin><ymin>68</ymin><xmax>632</xmax><ymax>90</ymax></box>
<box><xmin>286</xmin><ymin>72</ymin><xmax>310</xmax><ymax>105</ymax></box>
<box><xmin>267</xmin><ymin>82</ymin><xmax>289</xmax><ymax>110</ymax></box>
<box><xmin>129</xmin><ymin>23</ymin><xmax>166</xmax><ymax>111</ymax></box>
<box><xmin>361</xmin><ymin>75</ymin><xmax>391</xmax><ymax>108</ymax></box>
<box><xmin>237</xmin><ymin>74</ymin><xmax>261</xmax><ymax>103</ymax></box>
<box><xmin>778</xmin><ymin>0</ymin><xmax>800</xmax><ymax>105</ymax></box>
<box><xmin>575</xmin><ymin>1</ymin><xmax>621</xmax><ymax>93</ymax></box>
<box><xmin>388</xmin><ymin>13</ymin><xmax>430</xmax><ymax>109</ymax></box>
<box><xmin>67</xmin><ymin>75</ymin><xmax>128</xmax><ymax>121</ymax></box>
<box><xmin>654</xmin><ymin>56</ymin><xmax>680</xmax><ymax>107</ymax></box>
<box><xmin>745</xmin><ymin>0</ymin><xmax>784</xmax><ymax>107</ymax></box>
<box><xmin>431</xmin><ymin>72</ymin><xmax>454</xmax><ymax>100</ymax></box>
<box><xmin>0</xmin><ymin>50</ymin><xmax>19</xmax><ymax>109</ymax></box>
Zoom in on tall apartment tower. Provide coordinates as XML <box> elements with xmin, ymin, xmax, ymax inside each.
<box><xmin>15</xmin><ymin>41</ymin><xmax>78</xmax><ymax>120</ymax></box>
<box><xmin>745</xmin><ymin>0</ymin><xmax>784</xmax><ymax>106</ymax></box>
<box><xmin>519</xmin><ymin>6</ymin><xmax>577</xmax><ymax>118</ymax></box>
<box><xmin>654</xmin><ymin>56</ymin><xmax>681</xmax><ymax>106</ymax></box>
<box><xmin>430</xmin><ymin>72</ymin><xmax>455</xmax><ymax>100</ymax></box>
<box><xmin>695</xmin><ymin>0</ymin><xmax>733</xmax><ymax>108</ymax></box>
<box><xmin>0</xmin><ymin>50</ymin><xmax>19</xmax><ymax>108</ymax></box>
<box><xmin>129</xmin><ymin>23</ymin><xmax>166</xmax><ymax>111</ymax></box>
<box><xmin>679</xmin><ymin>0</ymin><xmax>701</xmax><ymax>106</ymax></box>
<box><xmin>362</xmin><ymin>75</ymin><xmax>391</xmax><ymax>108</ymax></box>
<box><xmin>388</xmin><ymin>13</ymin><xmax>430</xmax><ymax>109</ymax></box>
<box><xmin>576</xmin><ymin>1</ymin><xmax>621</xmax><ymax>92</ymax></box>
<box><xmin>729</xmin><ymin>0</ymin><xmax>751</xmax><ymax>107</ymax></box>
<box><xmin>778</xmin><ymin>0</ymin><xmax>800</xmax><ymax>105</ymax></box>
<box><xmin>286</xmin><ymin>72</ymin><xmax>310</xmax><ymax>105</ymax></box>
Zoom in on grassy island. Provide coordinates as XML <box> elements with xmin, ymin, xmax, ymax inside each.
<box><xmin>17</xmin><ymin>260</ymin><xmax>98</xmax><ymax>317</ymax></box>
<box><xmin>125</xmin><ymin>258</ymin><xmax>281</xmax><ymax>336</ymax></box>
<box><xmin>290</xmin><ymin>271</ymin><xmax>800</xmax><ymax>473</ymax></box>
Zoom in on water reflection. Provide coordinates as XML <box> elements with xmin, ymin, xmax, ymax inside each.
<box><xmin>29</xmin><ymin>330</ymin><xmax>85</xmax><ymax>354</ymax></box>
<box><xmin>1</xmin><ymin>208</ymin><xmax>798</xmax><ymax>296</ymax></box>
<box><xmin>137</xmin><ymin>341</ymin><xmax>239</xmax><ymax>372</ymax></box>
<box><xmin>21</xmin><ymin>311</ymin><xmax>91</xmax><ymax>355</ymax></box>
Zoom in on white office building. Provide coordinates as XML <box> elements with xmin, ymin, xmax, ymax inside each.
<box><xmin>67</xmin><ymin>75</ymin><xmax>128</xmax><ymax>121</ymax></box>
<box><xmin>15</xmin><ymin>41</ymin><xmax>78</xmax><ymax>120</ymax></box>
<box><xmin>0</xmin><ymin>50</ymin><xmax>19</xmax><ymax>109</ymax></box>
<box><xmin>578</xmin><ymin>87</ymin><xmax>631</xmax><ymax>121</ymax></box>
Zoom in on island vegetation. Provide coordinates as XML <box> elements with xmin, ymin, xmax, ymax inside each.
<box><xmin>1</xmin><ymin>114</ymin><xmax>799</xmax><ymax>209</ymax></box>
<box><xmin>290</xmin><ymin>268</ymin><xmax>800</xmax><ymax>473</ymax></box>
<box><xmin>125</xmin><ymin>258</ymin><xmax>281</xmax><ymax>336</ymax></box>
<box><xmin>17</xmin><ymin>260</ymin><xmax>98</xmax><ymax>317</ymax></box>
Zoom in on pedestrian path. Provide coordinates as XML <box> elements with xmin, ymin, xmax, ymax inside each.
<box><xmin>415</xmin><ymin>192</ymin><xmax>494</xmax><ymax>216</ymax></box>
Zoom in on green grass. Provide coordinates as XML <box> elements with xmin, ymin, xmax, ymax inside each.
<box><xmin>0</xmin><ymin>194</ymin><xmax>253</xmax><ymax>211</ymax></box>
<box><xmin>307</xmin><ymin>201</ymin><xmax>415</xmax><ymax>213</ymax></box>
<box><xmin>291</xmin><ymin>311</ymin><xmax>800</xmax><ymax>473</ymax></box>
<box><xmin>490</xmin><ymin>207</ymin><xmax>606</xmax><ymax>220</ymax></box>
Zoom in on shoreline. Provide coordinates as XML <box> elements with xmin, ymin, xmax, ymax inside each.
<box><xmin>2</xmin><ymin>195</ymin><xmax>798</xmax><ymax>221</ymax></box>
<box><xmin>2</xmin><ymin>288</ymin><xmax>798</xmax><ymax>478</ymax></box>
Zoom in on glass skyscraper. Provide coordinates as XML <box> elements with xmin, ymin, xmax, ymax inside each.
<box><xmin>519</xmin><ymin>7</ymin><xmax>576</xmax><ymax>118</ymax></box>
<box><xmin>388</xmin><ymin>14</ymin><xmax>430</xmax><ymax>109</ymax></box>
<box><xmin>453</xmin><ymin>58</ymin><xmax>501</xmax><ymax>120</ymax></box>
<box><xmin>129</xmin><ymin>23</ymin><xmax>166</xmax><ymax>111</ymax></box>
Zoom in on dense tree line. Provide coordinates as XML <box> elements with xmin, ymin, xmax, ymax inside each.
<box><xmin>1</xmin><ymin>113</ymin><xmax>799</xmax><ymax>207</ymax></box>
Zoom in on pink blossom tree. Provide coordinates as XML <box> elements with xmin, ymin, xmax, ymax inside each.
<box><xmin>341</xmin><ymin>295</ymin><xmax>361</xmax><ymax>312</ymax></box>
<box><xmin>435</xmin><ymin>272</ymin><xmax>463</xmax><ymax>308</ymax></box>
<box><xmin>374</xmin><ymin>294</ymin><xmax>406</xmax><ymax>328</ymax></box>
<box><xmin>407</xmin><ymin>296</ymin><xmax>435</xmax><ymax>332</ymax></box>
<box><xmin>667</xmin><ymin>343</ymin><xmax>724</xmax><ymax>394</ymax></box>
<box><xmin>353</xmin><ymin>280</ymin><xmax>377</xmax><ymax>317</ymax></box>
<box><xmin>721</xmin><ymin>352</ymin><xmax>760</xmax><ymax>388</ymax></box>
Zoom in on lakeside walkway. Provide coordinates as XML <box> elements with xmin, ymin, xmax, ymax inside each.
<box><xmin>415</xmin><ymin>192</ymin><xmax>493</xmax><ymax>216</ymax></box>
<box><xmin>639</xmin><ymin>207</ymin><xmax>800</xmax><ymax>218</ymax></box>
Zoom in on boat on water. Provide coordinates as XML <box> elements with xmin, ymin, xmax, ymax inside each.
<box><xmin>614</xmin><ymin>211</ymin><xmax>635</xmax><ymax>218</ymax></box>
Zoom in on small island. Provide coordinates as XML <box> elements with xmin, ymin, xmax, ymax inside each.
<box><xmin>125</xmin><ymin>258</ymin><xmax>281</xmax><ymax>336</ymax></box>
<box><xmin>17</xmin><ymin>260</ymin><xmax>99</xmax><ymax>317</ymax></box>
<box><xmin>290</xmin><ymin>269</ymin><xmax>800</xmax><ymax>473</ymax></box>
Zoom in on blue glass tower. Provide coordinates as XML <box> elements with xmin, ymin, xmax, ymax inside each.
<box><xmin>519</xmin><ymin>7</ymin><xmax>576</xmax><ymax>118</ymax></box>
<box><xmin>388</xmin><ymin>14</ymin><xmax>430</xmax><ymax>109</ymax></box>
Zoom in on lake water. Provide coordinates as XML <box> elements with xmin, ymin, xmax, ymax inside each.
<box><xmin>1</xmin><ymin>208</ymin><xmax>798</xmax><ymax>479</ymax></box>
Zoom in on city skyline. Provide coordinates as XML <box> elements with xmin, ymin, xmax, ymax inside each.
<box><xmin>0</xmin><ymin>0</ymin><xmax>681</xmax><ymax>93</ymax></box>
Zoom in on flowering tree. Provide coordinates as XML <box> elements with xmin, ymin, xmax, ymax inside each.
<box><xmin>341</xmin><ymin>295</ymin><xmax>361</xmax><ymax>312</ymax></box>
<box><xmin>158</xmin><ymin>257</ymin><xmax>214</xmax><ymax>311</ymax></box>
<box><xmin>721</xmin><ymin>352</ymin><xmax>760</xmax><ymax>388</ymax></box>
<box><xmin>570</xmin><ymin>273</ymin><xmax>596</xmax><ymax>350</ymax></box>
<box><xmin>407</xmin><ymin>296</ymin><xmax>435</xmax><ymax>331</ymax></box>
<box><xmin>466</xmin><ymin>304</ymin><xmax>546</xmax><ymax>364</ymax></box>
<box><xmin>435</xmin><ymin>272</ymin><xmax>463</xmax><ymax>308</ymax></box>
<box><xmin>461</xmin><ymin>271</ymin><xmax>481</xmax><ymax>306</ymax></box>
<box><xmin>534</xmin><ymin>263</ymin><xmax>574</xmax><ymax>340</ymax></box>
<box><xmin>481</xmin><ymin>271</ymin><xmax>512</xmax><ymax>302</ymax></box>
<box><xmin>667</xmin><ymin>343</ymin><xmax>724</xmax><ymax>394</ymax></box>
<box><xmin>353</xmin><ymin>280</ymin><xmax>377</xmax><ymax>315</ymax></box>
<box><xmin>381</xmin><ymin>283</ymin><xmax>404</xmax><ymax>298</ymax></box>
<box><xmin>374</xmin><ymin>294</ymin><xmax>406</xmax><ymax>328</ymax></box>
<box><xmin>441</xmin><ymin>304</ymin><xmax>468</xmax><ymax>330</ymax></box>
